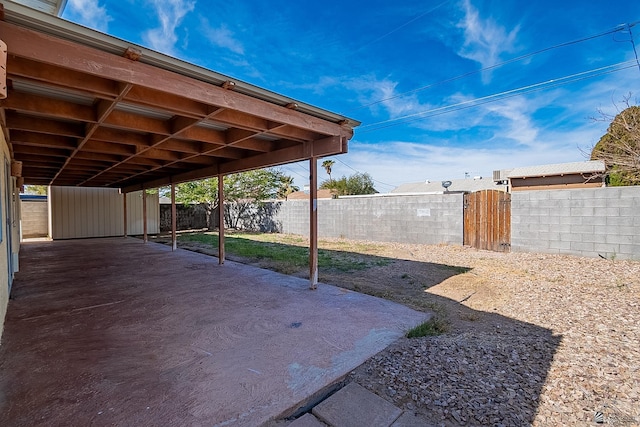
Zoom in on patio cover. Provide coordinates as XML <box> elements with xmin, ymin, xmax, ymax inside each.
<box><xmin>0</xmin><ymin>2</ymin><xmax>359</xmax><ymax>192</ymax></box>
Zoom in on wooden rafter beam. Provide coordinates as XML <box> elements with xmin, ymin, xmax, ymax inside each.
<box><xmin>6</xmin><ymin>111</ymin><xmax>84</xmax><ymax>137</ymax></box>
<box><xmin>10</xmin><ymin>130</ymin><xmax>78</xmax><ymax>149</ymax></box>
<box><xmin>0</xmin><ymin>18</ymin><xmax>356</xmax><ymax>190</ymax></box>
<box><xmin>8</xmin><ymin>56</ymin><xmax>119</xmax><ymax>98</ymax></box>
<box><xmin>2</xmin><ymin>90</ymin><xmax>96</xmax><ymax>122</ymax></box>
<box><xmin>0</xmin><ymin>21</ymin><xmax>347</xmax><ymax>136</ymax></box>
<box><xmin>50</xmin><ymin>82</ymin><xmax>133</xmax><ymax>184</ymax></box>
<box><xmin>91</xmin><ymin>127</ymin><xmax>151</xmax><ymax>147</ymax></box>
<box><xmin>121</xmin><ymin>135</ymin><xmax>344</xmax><ymax>192</ymax></box>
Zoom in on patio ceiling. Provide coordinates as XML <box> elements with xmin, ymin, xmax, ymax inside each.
<box><xmin>0</xmin><ymin>3</ymin><xmax>358</xmax><ymax>193</ymax></box>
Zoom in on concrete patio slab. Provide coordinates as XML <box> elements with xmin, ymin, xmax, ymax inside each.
<box><xmin>0</xmin><ymin>238</ymin><xmax>426</xmax><ymax>426</ymax></box>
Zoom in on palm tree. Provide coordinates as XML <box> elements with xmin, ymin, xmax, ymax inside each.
<box><xmin>278</xmin><ymin>175</ymin><xmax>299</xmax><ymax>200</ymax></box>
<box><xmin>322</xmin><ymin>159</ymin><xmax>335</xmax><ymax>182</ymax></box>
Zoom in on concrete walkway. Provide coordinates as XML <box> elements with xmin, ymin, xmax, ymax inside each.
<box><xmin>0</xmin><ymin>238</ymin><xmax>426</xmax><ymax>426</ymax></box>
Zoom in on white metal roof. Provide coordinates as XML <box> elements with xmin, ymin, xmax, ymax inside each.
<box><xmin>507</xmin><ymin>160</ymin><xmax>606</xmax><ymax>179</ymax></box>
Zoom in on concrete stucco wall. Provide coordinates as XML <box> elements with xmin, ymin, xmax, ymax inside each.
<box><xmin>274</xmin><ymin>194</ymin><xmax>464</xmax><ymax>245</ymax></box>
<box><xmin>511</xmin><ymin>187</ymin><xmax>640</xmax><ymax>260</ymax></box>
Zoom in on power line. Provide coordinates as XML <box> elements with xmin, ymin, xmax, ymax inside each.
<box><xmin>358</xmin><ymin>59</ymin><xmax>638</xmax><ymax>133</ymax></box>
<box><xmin>347</xmin><ymin>21</ymin><xmax>639</xmax><ymax>114</ymax></box>
<box><xmin>283</xmin><ymin>167</ymin><xmax>308</xmax><ymax>180</ymax></box>
<box><xmin>351</xmin><ymin>0</ymin><xmax>452</xmax><ymax>55</ymax></box>
<box><xmin>334</xmin><ymin>158</ymin><xmax>396</xmax><ymax>189</ymax></box>
<box><xmin>626</xmin><ymin>23</ymin><xmax>640</xmax><ymax>72</ymax></box>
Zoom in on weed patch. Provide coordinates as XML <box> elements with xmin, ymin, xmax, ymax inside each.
<box><xmin>406</xmin><ymin>317</ymin><xmax>449</xmax><ymax>338</ymax></box>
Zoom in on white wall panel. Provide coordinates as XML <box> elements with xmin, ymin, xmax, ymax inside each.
<box><xmin>50</xmin><ymin>187</ymin><xmax>159</xmax><ymax>239</ymax></box>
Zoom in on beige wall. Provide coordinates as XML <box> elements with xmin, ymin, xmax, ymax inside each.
<box><xmin>0</xmin><ymin>132</ymin><xmax>21</xmax><ymax>341</ymax></box>
<box><xmin>50</xmin><ymin>187</ymin><xmax>159</xmax><ymax>239</ymax></box>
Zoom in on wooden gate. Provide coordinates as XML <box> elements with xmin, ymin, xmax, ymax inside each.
<box><xmin>463</xmin><ymin>190</ymin><xmax>511</xmax><ymax>252</ymax></box>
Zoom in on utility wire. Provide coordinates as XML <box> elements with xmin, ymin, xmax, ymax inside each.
<box><xmin>334</xmin><ymin>158</ymin><xmax>396</xmax><ymax>189</ymax></box>
<box><xmin>358</xmin><ymin>59</ymin><xmax>638</xmax><ymax>132</ymax></box>
<box><xmin>347</xmin><ymin>21</ymin><xmax>639</xmax><ymax>114</ymax></box>
<box><xmin>351</xmin><ymin>0</ymin><xmax>452</xmax><ymax>54</ymax></box>
<box><xmin>626</xmin><ymin>23</ymin><xmax>640</xmax><ymax>72</ymax></box>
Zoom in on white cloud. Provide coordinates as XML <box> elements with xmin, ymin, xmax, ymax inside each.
<box><xmin>339</xmin><ymin>139</ymin><xmax>583</xmax><ymax>190</ymax></box>
<box><xmin>343</xmin><ymin>75</ymin><xmax>433</xmax><ymax>119</ymax></box>
<box><xmin>482</xmin><ymin>97</ymin><xmax>540</xmax><ymax>147</ymax></box>
<box><xmin>456</xmin><ymin>0</ymin><xmax>519</xmax><ymax>83</ymax></box>
<box><xmin>65</xmin><ymin>0</ymin><xmax>112</xmax><ymax>32</ymax></box>
<box><xmin>143</xmin><ymin>0</ymin><xmax>196</xmax><ymax>55</ymax></box>
<box><xmin>200</xmin><ymin>18</ymin><xmax>245</xmax><ymax>55</ymax></box>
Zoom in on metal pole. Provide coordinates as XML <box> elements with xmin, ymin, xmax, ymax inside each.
<box><xmin>309</xmin><ymin>157</ymin><xmax>318</xmax><ymax>290</ymax></box>
<box><xmin>218</xmin><ymin>174</ymin><xmax>225</xmax><ymax>265</ymax></box>
<box><xmin>142</xmin><ymin>189</ymin><xmax>147</xmax><ymax>243</ymax></box>
<box><xmin>171</xmin><ymin>183</ymin><xmax>177</xmax><ymax>251</ymax></box>
<box><xmin>123</xmin><ymin>191</ymin><xmax>127</xmax><ymax>238</ymax></box>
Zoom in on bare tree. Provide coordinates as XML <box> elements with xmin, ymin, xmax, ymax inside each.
<box><xmin>590</xmin><ymin>97</ymin><xmax>640</xmax><ymax>186</ymax></box>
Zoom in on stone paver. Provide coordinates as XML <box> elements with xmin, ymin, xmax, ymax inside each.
<box><xmin>288</xmin><ymin>413</ymin><xmax>327</xmax><ymax>427</ymax></box>
<box><xmin>312</xmin><ymin>383</ymin><xmax>402</xmax><ymax>427</ymax></box>
<box><xmin>391</xmin><ymin>411</ymin><xmax>437</xmax><ymax>427</ymax></box>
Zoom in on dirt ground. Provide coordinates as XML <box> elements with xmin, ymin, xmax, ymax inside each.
<box><xmin>150</xmin><ymin>233</ymin><xmax>640</xmax><ymax>426</ymax></box>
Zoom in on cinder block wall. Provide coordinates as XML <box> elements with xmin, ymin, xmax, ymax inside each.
<box><xmin>275</xmin><ymin>194</ymin><xmax>464</xmax><ymax>245</ymax></box>
<box><xmin>512</xmin><ymin>187</ymin><xmax>640</xmax><ymax>260</ymax></box>
<box><xmin>21</xmin><ymin>200</ymin><xmax>48</xmax><ymax>238</ymax></box>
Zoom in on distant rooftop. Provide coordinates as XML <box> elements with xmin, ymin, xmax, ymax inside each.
<box><xmin>507</xmin><ymin>160</ymin><xmax>605</xmax><ymax>179</ymax></box>
<box><xmin>286</xmin><ymin>189</ymin><xmax>334</xmax><ymax>200</ymax></box>
<box><xmin>391</xmin><ymin>177</ymin><xmax>506</xmax><ymax>194</ymax></box>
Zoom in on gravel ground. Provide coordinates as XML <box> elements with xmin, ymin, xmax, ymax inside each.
<box><xmin>348</xmin><ymin>244</ymin><xmax>640</xmax><ymax>426</ymax></box>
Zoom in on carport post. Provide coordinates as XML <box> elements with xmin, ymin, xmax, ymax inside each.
<box><xmin>142</xmin><ymin>189</ymin><xmax>148</xmax><ymax>243</ymax></box>
<box><xmin>309</xmin><ymin>157</ymin><xmax>318</xmax><ymax>290</ymax></box>
<box><xmin>123</xmin><ymin>192</ymin><xmax>127</xmax><ymax>238</ymax></box>
<box><xmin>171</xmin><ymin>183</ymin><xmax>177</xmax><ymax>251</ymax></box>
<box><xmin>218</xmin><ymin>174</ymin><xmax>225</xmax><ymax>264</ymax></box>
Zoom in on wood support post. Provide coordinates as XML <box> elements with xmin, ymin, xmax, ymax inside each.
<box><xmin>218</xmin><ymin>174</ymin><xmax>225</xmax><ymax>264</ymax></box>
<box><xmin>309</xmin><ymin>157</ymin><xmax>318</xmax><ymax>290</ymax></box>
<box><xmin>171</xmin><ymin>183</ymin><xmax>177</xmax><ymax>251</ymax></box>
<box><xmin>123</xmin><ymin>192</ymin><xmax>127</xmax><ymax>238</ymax></box>
<box><xmin>142</xmin><ymin>189</ymin><xmax>148</xmax><ymax>243</ymax></box>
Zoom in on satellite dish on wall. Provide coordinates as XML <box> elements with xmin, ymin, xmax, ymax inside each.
<box><xmin>441</xmin><ymin>181</ymin><xmax>452</xmax><ymax>190</ymax></box>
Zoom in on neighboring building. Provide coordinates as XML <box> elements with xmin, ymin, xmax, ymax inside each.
<box><xmin>391</xmin><ymin>177</ymin><xmax>507</xmax><ymax>194</ymax></box>
<box><xmin>286</xmin><ymin>189</ymin><xmax>335</xmax><ymax>200</ymax></box>
<box><xmin>502</xmin><ymin>160</ymin><xmax>606</xmax><ymax>191</ymax></box>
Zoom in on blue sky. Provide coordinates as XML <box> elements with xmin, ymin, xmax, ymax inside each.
<box><xmin>63</xmin><ymin>0</ymin><xmax>640</xmax><ymax>191</ymax></box>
